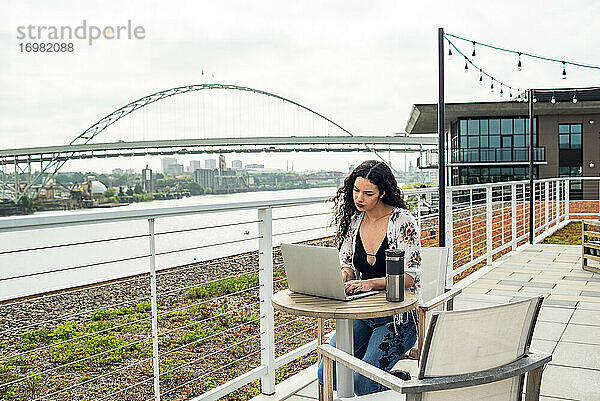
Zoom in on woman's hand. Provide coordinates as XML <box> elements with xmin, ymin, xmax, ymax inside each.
<box><xmin>344</xmin><ymin>279</ymin><xmax>375</xmax><ymax>293</ymax></box>
<box><xmin>341</xmin><ymin>267</ymin><xmax>354</xmax><ymax>282</ymax></box>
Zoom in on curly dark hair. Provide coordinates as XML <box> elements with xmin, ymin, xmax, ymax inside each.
<box><xmin>330</xmin><ymin>160</ymin><xmax>408</xmax><ymax>249</ymax></box>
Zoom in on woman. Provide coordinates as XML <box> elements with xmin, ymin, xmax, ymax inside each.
<box><xmin>317</xmin><ymin>160</ymin><xmax>421</xmax><ymax>396</ymax></box>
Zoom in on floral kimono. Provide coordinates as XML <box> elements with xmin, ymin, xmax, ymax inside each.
<box><xmin>338</xmin><ymin>206</ymin><xmax>422</xmax><ymax>304</ymax></box>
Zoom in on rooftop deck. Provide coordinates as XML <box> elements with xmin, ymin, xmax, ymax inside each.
<box><xmin>259</xmin><ymin>243</ymin><xmax>600</xmax><ymax>401</ymax></box>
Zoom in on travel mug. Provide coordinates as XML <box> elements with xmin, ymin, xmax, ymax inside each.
<box><xmin>385</xmin><ymin>249</ymin><xmax>404</xmax><ymax>302</ymax></box>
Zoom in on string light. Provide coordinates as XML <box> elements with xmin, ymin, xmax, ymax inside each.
<box><xmin>446</xmin><ymin>32</ymin><xmax>600</xmax><ymax>82</ymax></box>
<box><xmin>490</xmin><ymin>78</ymin><xmax>494</xmax><ymax>92</ymax></box>
<box><xmin>464</xmin><ymin>57</ymin><xmax>469</xmax><ymax>73</ymax></box>
<box><xmin>500</xmin><ymin>84</ymin><xmax>504</xmax><ymax>97</ymax></box>
<box><xmin>479</xmin><ymin>69</ymin><xmax>483</xmax><ymax>85</ymax></box>
<box><xmin>448</xmin><ymin>47</ymin><xmax>453</xmax><ymax>60</ymax></box>
<box><xmin>533</xmin><ymin>94</ymin><xmax>537</xmax><ymax>103</ymax></box>
<box><xmin>551</xmin><ymin>91</ymin><xmax>556</xmax><ymax>104</ymax></box>
<box><xmin>573</xmin><ymin>92</ymin><xmax>578</xmax><ymax>103</ymax></box>
<box><xmin>509</xmin><ymin>87</ymin><xmax>513</xmax><ymax>98</ymax></box>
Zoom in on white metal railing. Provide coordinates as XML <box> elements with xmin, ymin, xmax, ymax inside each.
<box><xmin>0</xmin><ymin>178</ymin><xmax>594</xmax><ymax>400</ymax></box>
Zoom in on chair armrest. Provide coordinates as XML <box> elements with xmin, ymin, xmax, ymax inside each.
<box><xmin>318</xmin><ymin>344</ymin><xmax>551</xmax><ymax>395</ymax></box>
<box><xmin>419</xmin><ymin>287</ymin><xmax>462</xmax><ymax>312</ymax></box>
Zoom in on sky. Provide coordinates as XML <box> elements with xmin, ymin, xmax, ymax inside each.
<box><xmin>1</xmin><ymin>0</ymin><xmax>599</xmax><ymax>174</ymax></box>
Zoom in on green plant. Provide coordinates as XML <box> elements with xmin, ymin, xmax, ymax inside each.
<box><xmin>185</xmin><ymin>274</ymin><xmax>259</xmax><ymax>300</ymax></box>
<box><xmin>49</xmin><ymin>334</ymin><xmax>139</xmax><ymax>371</ymax></box>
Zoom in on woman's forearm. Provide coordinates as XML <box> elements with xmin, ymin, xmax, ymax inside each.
<box><xmin>367</xmin><ymin>273</ymin><xmax>415</xmax><ymax>290</ymax></box>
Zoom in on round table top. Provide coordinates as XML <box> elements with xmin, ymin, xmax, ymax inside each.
<box><xmin>271</xmin><ymin>289</ymin><xmax>417</xmax><ymax>319</ymax></box>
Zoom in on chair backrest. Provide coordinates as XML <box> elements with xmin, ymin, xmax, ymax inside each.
<box><xmin>420</xmin><ymin>247</ymin><xmax>449</xmax><ymax>303</ymax></box>
<box><xmin>418</xmin><ymin>297</ymin><xmax>543</xmax><ymax>401</ymax></box>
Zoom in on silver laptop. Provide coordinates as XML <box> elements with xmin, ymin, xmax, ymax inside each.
<box><xmin>280</xmin><ymin>243</ymin><xmax>379</xmax><ymax>301</ymax></box>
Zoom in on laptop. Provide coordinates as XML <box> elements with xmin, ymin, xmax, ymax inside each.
<box><xmin>280</xmin><ymin>243</ymin><xmax>379</xmax><ymax>301</ymax></box>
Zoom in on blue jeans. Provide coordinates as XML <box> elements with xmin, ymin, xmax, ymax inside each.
<box><xmin>317</xmin><ymin>312</ymin><xmax>417</xmax><ymax>396</ymax></box>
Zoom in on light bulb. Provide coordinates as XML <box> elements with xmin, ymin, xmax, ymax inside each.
<box><xmin>533</xmin><ymin>96</ymin><xmax>537</xmax><ymax>103</ymax></box>
<box><xmin>490</xmin><ymin>79</ymin><xmax>494</xmax><ymax>92</ymax></box>
<box><xmin>448</xmin><ymin>47</ymin><xmax>453</xmax><ymax>60</ymax></box>
<box><xmin>509</xmin><ymin>88</ymin><xmax>513</xmax><ymax>98</ymax></box>
<box><xmin>551</xmin><ymin>94</ymin><xmax>556</xmax><ymax>104</ymax></box>
<box><xmin>573</xmin><ymin>94</ymin><xmax>578</xmax><ymax>103</ymax></box>
<box><xmin>517</xmin><ymin>53</ymin><xmax>522</xmax><ymax>71</ymax></box>
<box><xmin>464</xmin><ymin>59</ymin><xmax>469</xmax><ymax>73</ymax></box>
<box><xmin>562</xmin><ymin>62</ymin><xmax>567</xmax><ymax>79</ymax></box>
<box><xmin>472</xmin><ymin>41</ymin><xmax>476</xmax><ymax>58</ymax></box>
<box><xmin>479</xmin><ymin>69</ymin><xmax>483</xmax><ymax>85</ymax></box>
<box><xmin>500</xmin><ymin>85</ymin><xmax>504</xmax><ymax>96</ymax></box>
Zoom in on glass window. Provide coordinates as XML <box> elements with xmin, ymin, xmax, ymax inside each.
<box><xmin>571</xmin><ymin>124</ymin><xmax>582</xmax><ymax>134</ymax></box>
<box><xmin>500</xmin><ymin>149</ymin><xmax>511</xmax><ymax>161</ymax></box>
<box><xmin>468</xmin><ymin>120</ymin><xmax>479</xmax><ymax>135</ymax></box>
<box><xmin>460</xmin><ymin>136</ymin><xmax>467</xmax><ymax>148</ymax></box>
<box><xmin>490</xmin><ymin>135</ymin><xmax>500</xmax><ymax>148</ymax></box>
<box><xmin>502</xmin><ymin>136</ymin><xmax>512</xmax><ymax>148</ymax></box>
<box><xmin>480</xmin><ymin>119</ymin><xmax>488</xmax><ymax>134</ymax></box>
<box><xmin>514</xmin><ymin>118</ymin><xmax>525</xmax><ymax>134</ymax></box>
<box><xmin>502</xmin><ymin>167</ymin><xmax>513</xmax><ymax>176</ymax></box>
<box><xmin>559</xmin><ymin>124</ymin><xmax>570</xmax><ymax>134</ymax></box>
<box><xmin>571</xmin><ymin>166</ymin><xmax>582</xmax><ymax>176</ymax></box>
<box><xmin>501</xmin><ymin>119</ymin><xmax>513</xmax><ymax>135</ymax></box>
<box><xmin>468</xmin><ymin>136</ymin><xmax>479</xmax><ymax>149</ymax></box>
<box><xmin>571</xmin><ymin>133</ymin><xmax>582</xmax><ymax>149</ymax></box>
<box><xmin>490</xmin><ymin>119</ymin><xmax>500</xmax><ymax>134</ymax></box>
<box><xmin>480</xmin><ymin>136</ymin><xmax>488</xmax><ymax>148</ymax></box>
<box><xmin>559</xmin><ymin>167</ymin><xmax>569</xmax><ymax>176</ymax></box>
<box><xmin>559</xmin><ymin>134</ymin><xmax>569</xmax><ymax>149</ymax></box>
<box><xmin>514</xmin><ymin>135</ymin><xmax>525</xmax><ymax>147</ymax></box>
<box><xmin>460</xmin><ymin>120</ymin><xmax>467</xmax><ymax>135</ymax></box>
<box><xmin>490</xmin><ymin>168</ymin><xmax>500</xmax><ymax>176</ymax></box>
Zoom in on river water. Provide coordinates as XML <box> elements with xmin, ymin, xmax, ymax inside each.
<box><xmin>0</xmin><ymin>187</ymin><xmax>337</xmax><ymax>301</ymax></box>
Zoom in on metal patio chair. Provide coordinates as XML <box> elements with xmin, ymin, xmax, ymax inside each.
<box><xmin>319</xmin><ymin>296</ymin><xmax>550</xmax><ymax>401</ymax></box>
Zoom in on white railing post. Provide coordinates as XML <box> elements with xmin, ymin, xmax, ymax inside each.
<box><xmin>544</xmin><ymin>181</ymin><xmax>549</xmax><ymax>231</ymax></box>
<box><xmin>445</xmin><ymin>187</ymin><xmax>454</xmax><ymax>288</ymax></box>
<box><xmin>469</xmin><ymin>189</ymin><xmax>473</xmax><ymax>262</ymax></box>
<box><xmin>511</xmin><ymin>184</ymin><xmax>517</xmax><ymax>250</ymax></box>
<box><xmin>417</xmin><ymin>195</ymin><xmax>422</xmax><ymax>231</ymax></box>
<box><xmin>556</xmin><ymin>180</ymin><xmax>560</xmax><ymax>222</ymax></box>
<box><xmin>258</xmin><ymin>207</ymin><xmax>275</xmax><ymax>395</ymax></box>
<box><xmin>486</xmin><ymin>186</ymin><xmax>492</xmax><ymax>265</ymax></box>
<box><xmin>148</xmin><ymin>218</ymin><xmax>161</xmax><ymax>401</ymax></box>
<box><xmin>565</xmin><ymin>179</ymin><xmax>570</xmax><ymax>219</ymax></box>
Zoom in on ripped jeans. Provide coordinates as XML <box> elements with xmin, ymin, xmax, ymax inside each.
<box><xmin>317</xmin><ymin>312</ymin><xmax>417</xmax><ymax>396</ymax></box>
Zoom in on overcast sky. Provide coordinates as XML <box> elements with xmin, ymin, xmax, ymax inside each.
<box><xmin>1</xmin><ymin>0</ymin><xmax>599</xmax><ymax>173</ymax></box>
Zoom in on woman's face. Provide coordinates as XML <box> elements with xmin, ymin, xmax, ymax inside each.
<box><xmin>353</xmin><ymin>177</ymin><xmax>383</xmax><ymax>212</ymax></box>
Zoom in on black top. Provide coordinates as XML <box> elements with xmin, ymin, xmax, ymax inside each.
<box><xmin>353</xmin><ymin>230</ymin><xmax>388</xmax><ymax>280</ymax></box>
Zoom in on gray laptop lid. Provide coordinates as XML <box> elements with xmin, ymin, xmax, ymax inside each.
<box><xmin>280</xmin><ymin>243</ymin><xmax>348</xmax><ymax>300</ymax></box>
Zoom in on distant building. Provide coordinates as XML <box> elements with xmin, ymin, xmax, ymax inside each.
<box><xmin>112</xmin><ymin>168</ymin><xmax>124</xmax><ymax>175</ymax></box>
<box><xmin>218</xmin><ymin>155</ymin><xmax>226</xmax><ymax>174</ymax></box>
<box><xmin>125</xmin><ymin>169</ymin><xmax>135</xmax><ymax>175</ymax></box>
<box><xmin>165</xmin><ymin>164</ymin><xmax>184</xmax><ymax>175</ymax></box>
<box><xmin>232</xmin><ymin>160</ymin><xmax>243</xmax><ymax>170</ymax></box>
<box><xmin>161</xmin><ymin>157</ymin><xmax>178</xmax><ymax>174</ymax></box>
<box><xmin>142</xmin><ymin>166</ymin><xmax>154</xmax><ymax>193</ymax></box>
<box><xmin>246</xmin><ymin>163</ymin><xmax>264</xmax><ymax>169</ymax></box>
<box><xmin>194</xmin><ymin>168</ymin><xmax>217</xmax><ymax>189</ymax></box>
<box><xmin>348</xmin><ymin>164</ymin><xmax>355</xmax><ymax>173</ymax></box>
<box><xmin>189</xmin><ymin>160</ymin><xmax>203</xmax><ymax>172</ymax></box>
<box><xmin>204</xmin><ymin>159</ymin><xmax>217</xmax><ymax>169</ymax></box>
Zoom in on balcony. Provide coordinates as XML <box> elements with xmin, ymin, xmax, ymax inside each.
<box><xmin>0</xmin><ymin>178</ymin><xmax>598</xmax><ymax>401</ymax></box>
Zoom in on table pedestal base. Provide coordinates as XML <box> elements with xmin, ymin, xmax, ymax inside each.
<box><xmin>335</xmin><ymin>318</ymin><xmax>354</xmax><ymax>398</ymax></box>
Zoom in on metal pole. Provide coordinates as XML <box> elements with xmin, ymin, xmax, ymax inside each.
<box><xmin>438</xmin><ymin>27</ymin><xmax>446</xmax><ymax>247</ymax></box>
<box><xmin>148</xmin><ymin>218</ymin><xmax>161</xmax><ymax>401</ymax></box>
<box><xmin>529</xmin><ymin>89</ymin><xmax>535</xmax><ymax>244</ymax></box>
